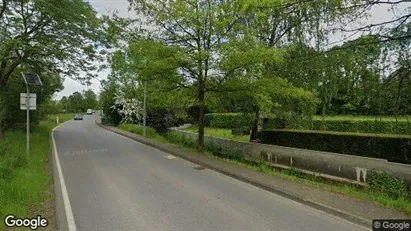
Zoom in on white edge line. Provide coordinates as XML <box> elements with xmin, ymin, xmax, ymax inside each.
<box><xmin>52</xmin><ymin>121</ymin><xmax>77</xmax><ymax>231</ymax></box>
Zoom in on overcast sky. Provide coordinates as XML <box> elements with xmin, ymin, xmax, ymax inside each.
<box><xmin>54</xmin><ymin>0</ymin><xmax>410</xmax><ymax>100</ymax></box>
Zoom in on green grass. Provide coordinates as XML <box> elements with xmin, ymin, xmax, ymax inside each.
<box><xmin>219</xmin><ymin>158</ymin><xmax>411</xmax><ymax>214</ymax></box>
<box><xmin>119</xmin><ymin>124</ymin><xmax>411</xmax><ymax>215</ymax></box>
<box><xmin>312</xmin><ymin>115</ymin><xmax>411</xmax><ymax>122</ymax></box>
<box><xmin>183</xmin><ymin>125</ymin><xmax>250</xmax><ymax>142</ymax></box>
<box><xmin>118</xmin><ymin>123</ymin><xmax>167</xmax><ymax>142</ymax></box>
<box><xmin>0</xmin><ymin>114</ymin><xmax>75</xmax><ymax>230</ymax></box>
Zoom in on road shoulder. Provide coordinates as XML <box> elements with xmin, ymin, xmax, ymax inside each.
<box><xmin>95</xmin><ymin>121</ymin><xmax>411</xmax><ymax>228</ymax></box>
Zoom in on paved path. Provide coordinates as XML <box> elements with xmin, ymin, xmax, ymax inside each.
<box><xmin>53</xmin><ymin>115</ymin><xmax>368</xmax><ymax>231</ymax></box>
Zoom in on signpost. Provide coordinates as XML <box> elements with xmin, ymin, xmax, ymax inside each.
<box><xmin>21</xmin><ymin>73</ymin><xmax>43</xmax><ymax>156</ymax></box>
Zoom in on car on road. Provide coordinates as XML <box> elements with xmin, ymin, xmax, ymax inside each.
<box><xmin>87</xmin><ymin>109</ymin><xmax>92</xmax><ymax>115</ymax></box>
<box><xmin>74</xmin><ymin>114</ymin><xmax>83</xmax><ymax>120</ymax></box>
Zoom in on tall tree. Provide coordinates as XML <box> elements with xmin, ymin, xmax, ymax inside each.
<box><xmin>127</xmin><ymin>0</ymin><xmax>253</xmax><ymax>152</ymax></box>
<box><xmin>0</xmin><ymin>0</ymin><xmax>104</xmax><ymax>89</ymax></box>
<box><xmin>83</xmin><ymin>89</ymin><xmax>98</xmax><ymax>110</ymax></box>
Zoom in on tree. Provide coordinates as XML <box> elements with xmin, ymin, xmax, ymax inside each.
<box><xmin>99</xmin><ymin>75</ymin><xmax>122</xmax><ymax>126</ymax></box>
<box><xmin>126</xmin><ymin>0</ymin><xmax>282</xmax><ymax>152</ymax></box>
<box><xmin>68</xmin><ymin>91</ymin><xmax>84</xmax><ymax>112</ymax></box>
<box><xmin>83</xmin><ymin>89</ymin><xmax>98</xmax><ymax>110</ymax></box>
<box><xmin>0</xmin><ymin>0</ymin><xmax>104</xmax><ymax>89</ymax></box>
<box><xmin>0</xmin><ymin>65</ymin><xmax>63</xmax><ymax>131</ymax></box>
<box><xmin>59</xmin><ymin>96</ymin><xmax>69</xmax><ymax>113</ymax></box>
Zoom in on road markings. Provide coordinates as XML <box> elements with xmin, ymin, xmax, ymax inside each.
<box><xmin>165</xmin><ymin>154</ymin><xmax>176</xmax><ymax>160</ymax></box>
<box><xmin>64</xmin><ymin>149</ymin><xmax>108</xmax><ymax>156</ymax></box>
<box><xmin>52</xmin><ymin>122</ymin><xmax>77</xmax><ymax>231</ymax></box>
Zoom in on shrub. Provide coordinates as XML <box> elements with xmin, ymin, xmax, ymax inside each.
<box><xmin>165</xmin><ymin>131</ymin><xmax>196</xmax><ymax>149</ymax></box>
<box><xmin>367</xmin><ymin>170</ymin><xmax>409</xmax><ymax>198</ymax></box>
<box><xmin>205</xmin><ymin>113</ymin><xmax>254</xmax><ymax>129</ymax></box>
<box><xmin>258</xmin><ymin>129</ymin><xmax>411</xmax><ymax>164</ymax></box>
<box><xmin>312</xmin><ymin>119</ymin><xmax>411</xmax><ymax>135</ymax></box>
<box><xmin>118</xmin><ymin>123</ymin><xmax>161</xmax><ymax>140</ymax></box>
<box><xmin>187</xmin><ymin>105</ymin><xmax>210</xmax><ymax>124</ymax></box>
<box><xmin>147</xmin><ymin>108</ymin><xmax>178</xmax><ymax>134</ymax></box>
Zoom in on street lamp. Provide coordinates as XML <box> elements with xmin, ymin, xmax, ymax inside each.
<box><xmin>143</xmin><ymin>80</ymin><xmax>147</xmax><ymax>137</ymax></box>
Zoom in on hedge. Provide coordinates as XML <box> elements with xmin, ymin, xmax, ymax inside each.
<box><xmin>205</xmin><ymin>113</ymin><xmax>287</xmax><ymax>129</ymax></box>
<box><xmin>258</xmin><ymin>129</ymin><xmax>411</xmax><ymax>164</ymax></box>
<box><xmin>205</xmin><ymin>113</ymin><xmax>411</xmax><ymax>135</ymax></box>
<box><xmin>312</xmin><ymin>120</ymin><xmax>411</xmax><ymax>135</ymax></box>
<box><xmin>205</xmin><ymin>113</ymin><xmax>254</xmax><ymax>129</ymax></box>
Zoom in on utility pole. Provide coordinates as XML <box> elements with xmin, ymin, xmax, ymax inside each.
<box><xmin>143</xmin><ymin>80</ymin><xmax>147</xmax><ymax>137</ymax></box>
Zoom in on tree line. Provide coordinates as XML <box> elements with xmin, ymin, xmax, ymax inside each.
<box><xmin>100</xmin><ymin>0</ymin><xmax>411</xmax><ymax>152</ymax></box>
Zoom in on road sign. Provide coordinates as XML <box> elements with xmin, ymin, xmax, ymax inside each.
<box><xmin>20</xmin><ymin>93</ymin><xmax>37</xmax><ymax>110</ymax></box>
<box><xmin>22</xmin><ymin>73</ymin><xmax>43</xmax><ymax>86</ymax></box>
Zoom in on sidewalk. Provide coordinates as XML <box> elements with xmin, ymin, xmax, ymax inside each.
<box><xmin>96</xmin><ymin>121</ymin><xmax>411</xmax><ymax>228</ymax></box>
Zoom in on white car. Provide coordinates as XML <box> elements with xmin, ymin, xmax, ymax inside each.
<box><xmin>87</xmin><ymin>109</ymin><xmax>92</xmax><ymax>115</ymax></box>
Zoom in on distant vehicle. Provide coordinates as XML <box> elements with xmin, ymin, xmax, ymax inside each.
<box><xmin>87</xmin><ymin>109</ymin><xmax>92</xmax><ymax>115</ymax></box>
<box><xmin>74</xmin><ymin>114</ymin><xmax>83</xmax><ymax>120</ymax></box>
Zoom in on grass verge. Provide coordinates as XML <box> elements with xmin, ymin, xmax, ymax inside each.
<box><xmin>118</xmin><ymin>123</ymin><xmax>411</xmax><ymax>215</ymax></box>
<box><xmin>0</xmin><ymin>114</ymin><xmax>75</xmax><ymax>230</ymax></box>
<box><xmin>183</xmin><ymin>125</ymin><xmax>249</xmax><ymax>142</ymax></box>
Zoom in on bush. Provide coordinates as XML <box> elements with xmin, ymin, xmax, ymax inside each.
<box><xmin>165</xmin><ymin>131</ymin><xmax>196</xmax><ymax>149</ymax></box>
<box><xmin>118</xmin><ymin>123</ymin><xmax>160</xmax><ymax>139</ymax></box>
<box><xmin>147</xmin><ymin>108</ymin><xmax>178</xmax><ymax>134</ymax></box>
<box><xmin>311</xmin><ymin>119</ymin><xmax>411</xmax><ymax>135</ymax></box>
<box><xmin>205</xmin><ymin>113</ymin><xmax>254</xmax><ymax>129</ymax></box>
<box><xmin>187</xmin><ymin>105</ymin><xmax>210</xmax><ymax>124</ymax></box>
<box><xmin>258</xmin><ymin>129</ymin><xmax>411</xmax><ymax>164</ymax></box>
<box><xmin>205</xmin><ymin>113</ymin><xmax>411</xmax><ymax>135</ymax></box>
<box><xmin>367</xmin><ymin>170</ymin><xmax>409</xmax><ymax>198</ymax></box>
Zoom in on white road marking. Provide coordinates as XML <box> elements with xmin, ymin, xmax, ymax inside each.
<box><xmin>52</xmin><ymin>121</ymin><xmax>77</xmax><ymax>231</ymax></box>
<box><xmin>165</xmin><ymin>154</ymin><xmax>176</xmax><ymax>160</ymax></box>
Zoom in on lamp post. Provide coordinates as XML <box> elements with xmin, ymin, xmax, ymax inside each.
<box><xmin>143</xmin><ymin>80</ymin><xmax>147</xmax><ymax>137</ymax></box>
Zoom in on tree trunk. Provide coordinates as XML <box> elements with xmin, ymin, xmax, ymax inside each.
<box><xmin>249</xmin><ymin>106</ymin><xmax>260</xmax><ymax>142</ymax></box>
<box><xmin>197</xmin><ymin>88</ymin><xmax>205</xmax><ymax>153</ymax></box>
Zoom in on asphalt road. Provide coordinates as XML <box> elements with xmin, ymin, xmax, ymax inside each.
<box><xmin>53</xmin><ymin>114</ymin><xmax>369</xmax><ymax>231</ymax></box>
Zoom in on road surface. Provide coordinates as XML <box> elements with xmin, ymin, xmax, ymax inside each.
<box><xmin>53</xmin><ymin>114</ymin><xmax>369</xmax><ymax>231</ymax></box>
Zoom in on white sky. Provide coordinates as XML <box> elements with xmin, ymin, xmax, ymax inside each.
<box><xmin>54</xmin><ymin>0</ymin><xmax>410</xmax><ymax>100</ymax></box>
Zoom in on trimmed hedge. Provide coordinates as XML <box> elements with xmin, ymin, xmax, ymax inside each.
<box><xmin>206</xmin><ymin>113</ymin><xmax>411</xmax><ymax>135</ymax></box>
<box><xmin>205</xmin><ymin>113</ymin><xmax>254</xmax><ymax>129</ymax></box>
<box><xmin>258</xmin><ymin>129</ymin><xmax>411</xmax><ymax>164</ymax></box>
<box><xmin>312</xmin><ymin>120</ymin><xmax>411</xmax><ymax>135</ymax></box>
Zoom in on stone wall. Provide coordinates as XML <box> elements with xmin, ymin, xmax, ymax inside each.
<box><xmin>170</xmin><ymin>128</ymin><xmax>411</xmax><ymax>188</ymax></box>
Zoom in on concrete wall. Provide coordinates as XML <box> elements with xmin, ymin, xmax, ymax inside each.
<box><xmin>170</xmin><ymin>128</ymin><xmax>411</xmax><ymax>189</ymax></box>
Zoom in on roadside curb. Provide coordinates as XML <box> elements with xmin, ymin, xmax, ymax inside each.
<box><xmin>95</xmin><ymin>120</ymin><xmax>371</xmax><ymax>228</ymax></box>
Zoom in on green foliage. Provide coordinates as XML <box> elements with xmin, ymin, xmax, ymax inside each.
<box><xmin>0</xmin><ymin>114</ymin><xmax>74</xmax><ymax>227</ymax></box>
<box><xmin>164</xmin><ymin>131</ymin><xmax>196</xmax><ymax>149</ymax></box>
<box><xmin>205</xmin><ymin>113</ymin><xmax>254</xmax><ymax>129</ymax></box>
<box><xmin>312</xmin><ymin>119</ymin><xmax>411</xmax><ymax>135</ymax></box>
<box><xmin>0</xmin><ymin>0</ymin><xmax>104</xmax><ymax>89</ymax></box>
<box><xmin>117</xmin><ymin>123</ymin><xmax>164</xmax><ymax>141</ymax></box>
<box><xmin>367</xmin><ymin>170</ymin><xmax>409</xmax><ymax>198</ymax></box>
<box><xmin>100</xmin><ymin>78</ymin><xmax>122</xmax><ymax>126</ymax></box>
<box><xmin>83</xmin><ymin>89</ymin><xmax>99</xmax><ymax>110</ymax></box>
<box><xmin>0</xmin><ymin>67</ymin><xmax>63</xmax><ymax>131</ymax></box>
<box><xmin>258</xmin><ymin>129</ymin><xmax>411</xmax><ymax>164</ymax></box>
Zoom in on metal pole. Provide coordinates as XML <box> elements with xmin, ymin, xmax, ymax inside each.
<box><xmin>26</xmin><ymin>85</ymin><xmax>30</xmax><ymax>156</ymax></box>
<box><xmin>143</xmin><ymin>80</ymin><xmax>147</xmax><ymax>137</ymax></box>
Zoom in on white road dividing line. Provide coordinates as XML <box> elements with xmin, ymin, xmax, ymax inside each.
<box><xmin>52</xmin><ymin>121</ymin><xmax>77</xmax><ymax>231</ymax></box>
<box><xmin>165</xmin><ymin>154</ymin><xmax>176</xmax><ymax>160</ymax></box>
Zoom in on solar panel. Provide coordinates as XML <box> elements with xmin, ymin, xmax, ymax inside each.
<box><xmin>22</xmin><ymin>73</ymin><xmax>43</xmax><ymax>86</ymax></box>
